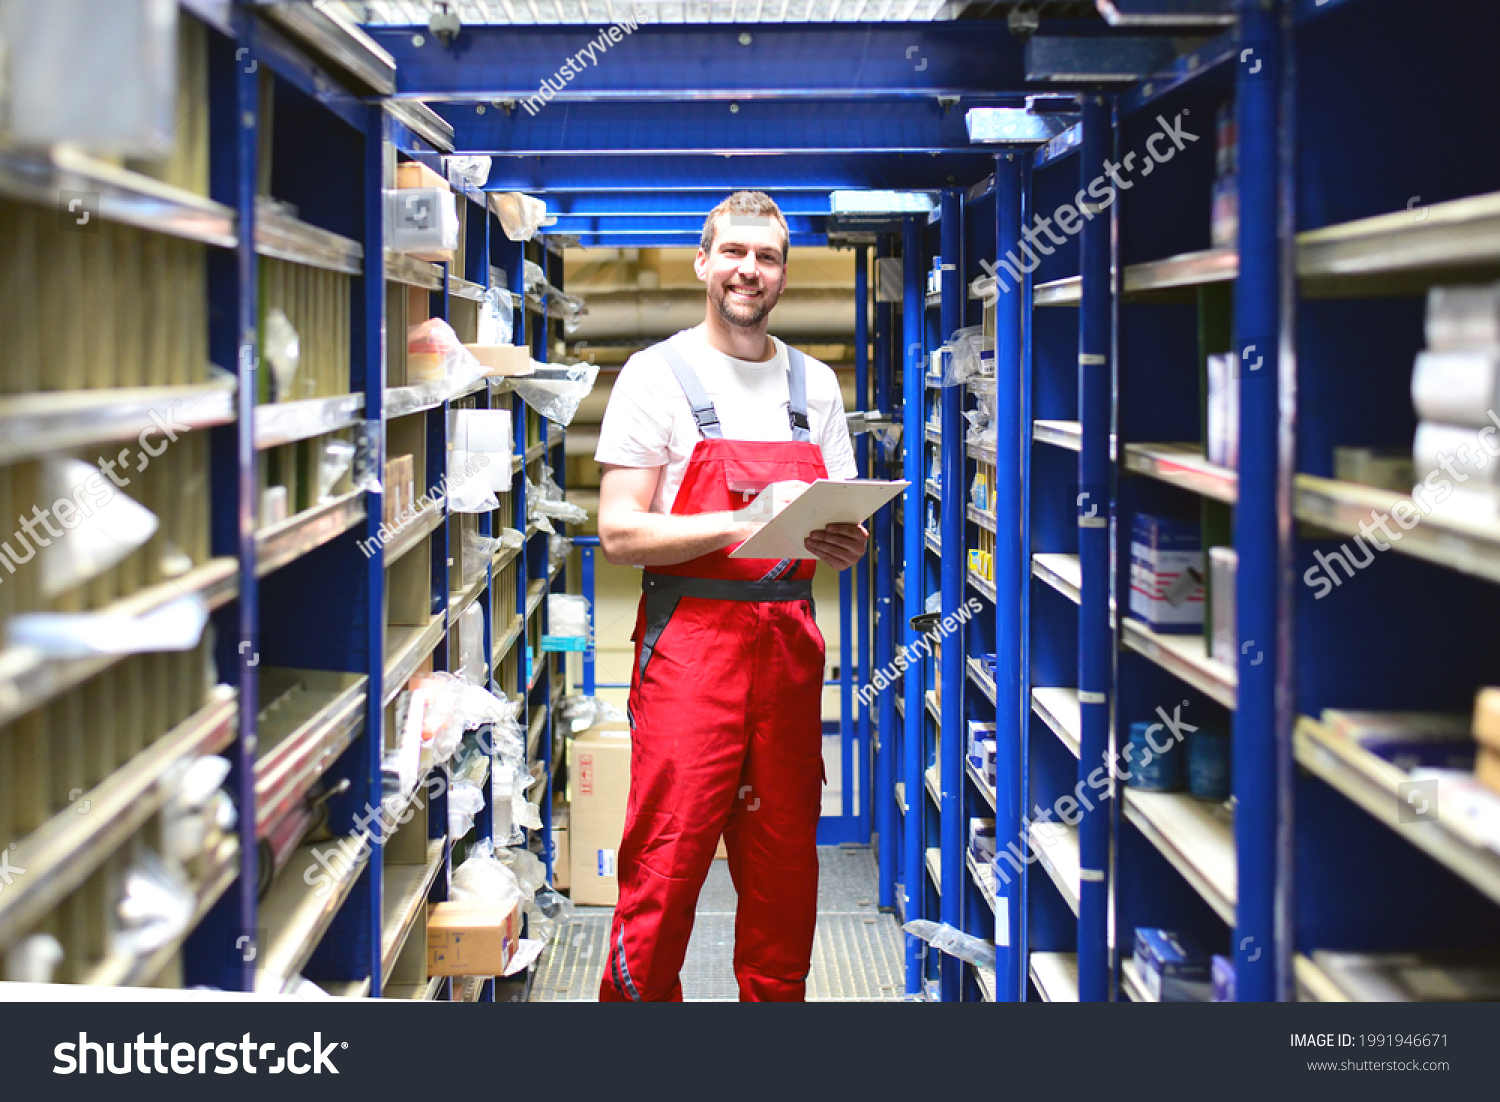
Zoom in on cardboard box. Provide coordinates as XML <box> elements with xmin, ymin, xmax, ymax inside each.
<box><xmin>551</xmin><ymin>805</ymin><xmax>570</xmax><ymax>892</ymax></box>
<box><xmin>465</xmin><ymin>343</ymin><xmax>534</xmax><ymax>377</ymax></box>
<box><xmin>397</xmin><ymin>160</ymin><xmax>451</xmax><ymax>192</ymax></box>
<box><xmin>1478</xmin><ymin>747</ymin><xmax>1500</xmax><ymax>797</ymax></box>
<box><xmin>427</xmin><ymin>899</ymin><xmax>521</xmax><ymax>977</ymax></box>
<box><xmin>1129</xmin><ymin>514</ymin><xmax>1205</xmax><ymax>633</ymax></box>
<box><xmin>1474</xmin><ymin>687</ymin><xmax>1500</xmax><ymax>752</ymax></box>
<box><xmin>569</xmin><ymin>723</ymin><xmax>632</xmax><ymax>905</ymax></box>
<box><xmin>1133</xmin><ymin>928</ymin><xmax>1212</xmax><ymax>1002</ymax></box>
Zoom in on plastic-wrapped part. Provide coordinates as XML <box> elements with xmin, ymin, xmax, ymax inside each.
<box><xmin>5</xmin><ymin>934</ymin><xmax>64</xmax><ymax>983</ymax></box>
<box><xmin>406</xmin><ymin>318</ymin><xmax>487</xmax><ymax>395</ymax></box>
<box><xmin>492</xmin><ymin>192</ymin><xmax>549</xmax><ymax>242</ymax></box>
<box><xmin>38</xmin><ymin>458</ymin><xmax>159</xmax><ymax>598</ymax></box>
<box><xmin>352</xmin><ymin>419</ymin><xmax>384</xmax><ymax>494</ymax></box>
<box><xmin>462</xmin><ymin>530</ymin><xmax>502</xmax><ymax>586</ymax></box>
<box><xmin>498</xmin><ymin>527</ymin><xmax>525</xmax><ymax>553</ymax></box>
<box><xmin>445</xmin><ymin>155</ymin><xmax>492</xmax><ymax>189</ymax></box>
<box><xmin>525</xmin><ymin>886</ymin><xmax>573</xmax><ymax>946</ymax></box>
<box><xmin>943</xmin><ymin>326</ymin><xmax>990</xmax><ymax>387</ymax></box>
<box><xmin>476</xmin><ymin>285</ymin><xmax>514</xmax><ymax>346</ymax></box>
<box><xmin>318</xmin><ymin>438</ymin><xmax>355</xmax><ymax>502</ymax></box>
<box><xmin>871</xmin><ymin>422</ymin><xmax>904</xmax><ymax>463</ymax></box>
<box><xmin>456</xmin><ymin>602</ymin><xmax>486</xmax><ymax>686</ymax></box>
<box><xmin>558</xmin><ymin>694</ymin><xmax>628</xmax><ymax>733</ymax></box>
<box><xmin>160</xmin><ymin>755</ymin><xmax>234</xmax><ymax>867</ymax></box>
<box><xmin>10</xmin><ymin>593</ymin><xmax>208</xmax><ymax>657</ymax></box>
<box><xmin>522</xmin><ymin>259</ymin><xmax>547</xmax><ymax>296</ymax></box>
<box><xmin>902</xmin><ymin>919</ymin><xmax>996</xmax><ymax>970</ymax></box>
<box><xmin>263</xmin><ymin>308</ymin><xmax>302</xmax><ymax>401</ymax></box>
<box><xmin>447</xmin><ymin>779</ymin><xmax>486</xmax><ymax>840</ymax></box>
<box><xmin>547</xmin><ymin>593</ymin><xmax>592</xmax><ymax>641</ymax></box>
<box><xmin>110</xmin><ymin>849</ymin><xmax>195</xmax><ymax>959</ymax></box>
<box><xmin>512</xmin><ymin>361</ymin><xmax>599</xmax><ymax>428</ymax></box>
<box><xmin>498</xmin><ymin>846</ymin><xmax>546</xmax><ymax>900</ymax></box>
<box><xmin>446</xmin><ymin>468</ymin><xmax>500</xmax><ymax>514</ymax></box>
<box><xmin>504</xmin><ymin>939</ymin><xmax>546</xmax><ymax>976</ymax></box>
<box><xmin>451</xmin><ymin>840</ymin><xmax>526</xmax><ymax>908</ymax></box>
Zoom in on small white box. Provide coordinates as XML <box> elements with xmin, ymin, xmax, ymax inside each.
<box><xmin>1209</xmin><ymin>547</ymin><xmax>1237</xmax><ymax>665</ymax></box>
<box><xmin>450</xmin><ymin>408</ymin><xmax>514</xmax><ymax>490</ymax></box>
<box><xmin>1206</xmin><ymin>352</ymin><xmax>1239</xmax><ymax>469</ymax></box>
<box><xmin>1129</xmin><ymin>514</ymin><xmax>1204</xmax><ymax>633</ymax></box>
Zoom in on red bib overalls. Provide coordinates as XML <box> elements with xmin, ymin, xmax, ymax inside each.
<box><xmin>598</xmin><ymin>332</ymin><xmax>829</xmax><ymax>1003</ymax></box>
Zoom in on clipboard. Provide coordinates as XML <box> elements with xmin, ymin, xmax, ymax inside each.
<box><xmin>729</xmin><ymin>479</ymin><xmax>910</xmax><ymax>560</ymax></box>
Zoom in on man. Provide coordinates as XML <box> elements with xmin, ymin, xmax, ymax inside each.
<box><xmin>593</xmin><ymin>190</ymin><xmax>868</xmax><ymax>1001</ymax></box>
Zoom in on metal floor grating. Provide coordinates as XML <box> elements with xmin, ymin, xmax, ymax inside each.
<box><xmin>532</xmin><ymin>845</ymin><xmax>905</xmax><ymax>1001</ymax></box>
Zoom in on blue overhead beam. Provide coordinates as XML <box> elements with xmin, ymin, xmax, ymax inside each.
<box><xmin>436</xmin><ymin>98</ymin><xmax>1013</xmax><ymax>156</ymax></box>
<box><xmin>555</xmin><ymin>232</ymin><xmax>828</xmax><ymax>248</ymax></box>
<box><xmin>539</xmin><ymin>192</ymin><xmax>842</xmax><ymax>216</ymax></box>
<box><xmin>546</xmin><ymin>214</ymin><xmax>825</xmax><ymax>233</ymax></box>
<box><xmin>482</xmin><ymin>152</ymin><xmax>996</xmax><ymax>191</ymax></box>
<box><xmin>368</xmin><ymin>22</ymin><xmax>1051</xmax><ymax>101</ymax></box>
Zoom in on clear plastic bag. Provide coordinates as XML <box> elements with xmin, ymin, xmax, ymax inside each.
<box><xmin>447</xmin><ymin>468</ymin><xmax>500</xmax><ymax>514</ymax></box>
<box><xmin>512</xmin><ymin>362</ymin><xmax>599</xmax><ymax>428</ymax></box>
<box><xmin>526</xmin><ymin>886</ymin><xmax>573</xmax><ymax>946</ymax></box>
<box><xmin>160</xmin><ymin>755</ymin><xmax>234</xmax><ymax>867</ymax></box>
<box><xmin>477</xmin><ymin>285</ymin><xmax>514</xmax><ymax>346</ymax></box>
<box><xmin>263</xmin><ymin>308</ymin><xmax>302</xmax><ymax>401</ymax></box>
<box><xmin>498</xmin><ymin>845</ymin><xmax>546</xmax><ymax>900</ymax></box>
<box><xmin>110</xmin><ymin>848</ymin><xmax>195</xmax><ymax>959</ymax></box>
<box><xmin>451</xmin><ymin>840</ymin><xmax>525</xmax><ymax>908</ymax></box>
<box><xmin>943</xmin><ymin>326</ymin><xmax>988</xmax><ymax>387</ymax></box>
<box><xmin>447</xmin><ymin>779</ymin><xmax>486</xmax><ymax>840</ymax></box>
<box><xmin>492</xmin><ymin>192</ymin><xmax>549</xmax><ymax>242</ymax></box>
<box><xmin>10</xmin><ymin>593</ymin><xmax>208</xmax><ymax>657</ymax></box>
<box><xmin>456</xmin><ymin>602</ymin><xmax>486</xmax><ymax>686</ymax></box>
<box><xmin>547</xmin><ymin>593</ymin><xmax>591</xmax><ymax>640</ymax></box>
<box><xmin>444</xmin><ymin>155</ymin><xmax>492</xmax><ymax>189</ymax></box>
<box><xmin>558</xmin><ymin>694</ymin><xmax>627</xmax><ymax>733</ymax></box>
<box><xmin>903</xmin><ymin>919</ymin><xmax>996</xmax><ymax>970</ymax></box>
<box><xmin>38</xmin><ymin>458</ymin><xmax>159</xmax><ymax>598</ymax></box>
<box><xmin>498</xmin><ymin>527</ymin><xmax>525</xmax><ymax>553</ymax></box>
<box><xmin>4</xmin><ymin>933</ymin><xmax>64</xmax><ymax>983</ymax></box>
<box><xmin>462</xmin><ymin>530</ymin><xmax>502</xmax><ymax>586</ymax></box>
<box><xmin>352</xmin><ymin>420</ymin><xmax>384</xmax><ymax>494</ymax></box>
<box><xmin>318</xmin><ymin>438</ymin><xmax>355</xmax><ymax>502</ymax></box>
<box><xmin>406</xmin><ymin>317</ymin><xmax>487</xmax><ymax>396</ymax></box>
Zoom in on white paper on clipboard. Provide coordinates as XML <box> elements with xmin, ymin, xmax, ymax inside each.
<box><xmin>729</xmin><ymin>479</ymin><xmax>910</xmax><ymax>560</ymax></box>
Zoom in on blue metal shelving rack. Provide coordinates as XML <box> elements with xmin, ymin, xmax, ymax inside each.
<box><xmin>7</xmin><ymin>0</ymin><xmax>1498</xmax><ymax>1006</ymax></box>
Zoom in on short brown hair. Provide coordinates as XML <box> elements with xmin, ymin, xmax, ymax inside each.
<box><xmin>699</xmin><ymin>191</ymin><xmax>789</xmax><ymax>262</ymax></box>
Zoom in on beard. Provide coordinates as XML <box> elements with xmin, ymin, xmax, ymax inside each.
<box><xmin>711</xmin><ymin>281</ymin><xmax>774</xmax><ymax>329</ymax></box>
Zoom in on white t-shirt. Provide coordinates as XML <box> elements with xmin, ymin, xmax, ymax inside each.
<box><xmin>594</xmin><ymin>326</ymin><xmax>859</xmax><ymax>514</ymax></box>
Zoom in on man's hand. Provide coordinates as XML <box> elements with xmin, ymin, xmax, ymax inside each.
<box><xmin>804</xmin><ymin>522</ymin><xmax>868</xmax><ymax>571</ymax></box>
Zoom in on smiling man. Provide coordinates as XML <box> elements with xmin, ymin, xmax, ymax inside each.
<box><xmin>593</xmin><ymin>190</ymin><xmax>867</xmax><ymax>1002</ymax></box>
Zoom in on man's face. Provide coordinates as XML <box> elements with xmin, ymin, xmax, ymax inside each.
<box><xmin>695</xmin><ymin>213</ymin><xmax>787</xmax><ymax>330</ymax></box>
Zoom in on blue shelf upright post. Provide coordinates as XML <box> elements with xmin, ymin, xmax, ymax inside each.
<box><xmin>855</xmin><ymin>243</ymin><xmax>872</xmax><ymax>844</ymax></box>
<box><xmin>1076</xmin><ymin>94</ymin><xmax>1113</xmax><ymax>1004</ymax></box>
<box><xmin>901</xmin><ymin>215</ymin><xmax>926</xmax><ymax>995</ymax></box>
<box><xmin>1234</xmin><ymin>0</ymin><xmax>1282</xmax><ymax>1003</ymax></box>
<box><xmin>993</xmin><ymin>150</ymin><xmax>1026</xmax><ymax>1003</ymax></box>
<box><xmin>938</xmin><ymin>187</ymin><xmax>966</xmax><ymax>1002</ymax></box>
<box><xmin>874</xmin><ymin>235</ymin><xmax>897</xmax><ymax>911</ymax></box>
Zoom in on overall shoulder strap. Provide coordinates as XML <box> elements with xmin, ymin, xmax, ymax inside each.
<box><xmin>784</xmin><ymin>343</ymin><xmax>811</xmax><ymax>443</ymax></box>
<box><xmin>653</xmin><ymin>333</ymin><xmax>723</xmax><ymax>439</ymax></box>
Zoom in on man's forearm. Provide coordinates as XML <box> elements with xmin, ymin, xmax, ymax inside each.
<box><xmin>599</xmin><ymin>508</ymin><xmax>758</xmax><ymax>567</ymax></box>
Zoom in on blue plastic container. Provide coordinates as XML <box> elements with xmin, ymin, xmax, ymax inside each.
<box><xmin>1186</xmin><ymin>728</ymin><xmax>1231</xmax><ymax>801</ymax></box>
<box><xmin>1125</xmin><ymin>720</ymin><xmax>1183</xmax><ymax>791</ymax></box>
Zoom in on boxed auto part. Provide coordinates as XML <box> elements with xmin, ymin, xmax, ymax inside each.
<box><xmin>1129</xmin><ymin>514</ymin><xmax>1204</xmax><ymax>632</ymax></box>
<box><xmin>569</xmin><ymin>721</ymin><xmax>632</xmax><ymax>905</ymax></box>
<box><xmin>426</xmin><ymin>898</ymin><xmax>521</xmax><ymax>977</ymax></box>
<box><xmin>1133</xmin><ymin>928</ymin><xmax>1212</xmax><ymax>1002</ymax></box>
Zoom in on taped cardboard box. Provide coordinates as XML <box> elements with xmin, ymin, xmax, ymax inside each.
<box><xmin>427</xmin><ymin>899</ymin><xmax>521</xmax><ymax>977</ymax></box>
<box><xmin>569</xmin><ymin>722</ymin><xmax>631</xmax><ymax>905</ymax></box>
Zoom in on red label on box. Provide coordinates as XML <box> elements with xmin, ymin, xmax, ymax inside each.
<box><xmin>580</xmin><ymin>752</ymin><xmax>594</xmax><ymax>796</ymax></box>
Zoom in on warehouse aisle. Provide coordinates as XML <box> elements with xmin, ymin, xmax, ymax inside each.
<box><xmin>534</xmin><ymin>847</ymin><xmax>905</xmax><ymax>1001</ymax></box>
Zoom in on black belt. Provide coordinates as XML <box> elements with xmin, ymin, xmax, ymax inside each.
<box><xmin>642</xmin><ymin>573</ymin><xmax>813</xmax><ymax>603</ymax></box>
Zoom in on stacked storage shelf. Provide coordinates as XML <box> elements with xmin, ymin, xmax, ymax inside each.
<box><xmin>0</xmin><ymin>1</ymin><xmax>574</xmax><ymax>1002</ymax></box>
<box><xmin>1285</xmin><ymin>0</ymin><xmax>1500</xmax><ymax>1002</ymax></box>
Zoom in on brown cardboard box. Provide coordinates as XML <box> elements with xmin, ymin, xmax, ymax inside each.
<box><xmin>1474</xmin><ymin>687</ymin><xmax>1500</xmax><ymax>752</ymax></box>
<box><xmin>551</xmin><ymin>805</ymin><xmax>570</xmax><ymax>891</ymax></box>
<box><xmin>426</xmin><ymin>899</ymin><xmax>521</xmax><ymax>977</ymax></box>
<box><xmin>465</xmin><ymin>344</ymin><xmax>534</xmax><ymax>377</ymax></box>
<box><xmin>1478</xmin><ymin>747</ymin><xmax>1500</xmax><ymax>797</ymax></box>
<box><xmin>569</xmin><ymin>723</ymin><xmax>631</xmax><ymax>905</ymax></box>
<box><xmin>397</xmin><ymin>160</ymin><xmax>450</xmax><ymax>192</ymax></box>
